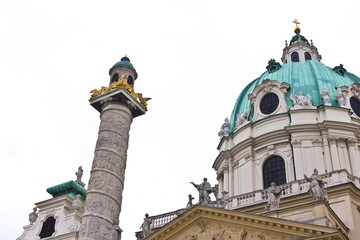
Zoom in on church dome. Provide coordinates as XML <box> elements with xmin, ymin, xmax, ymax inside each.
<box><xmin>229</xmin><ymin>48</ymin><xmax>360</xmax><ymax>134</ymax></box>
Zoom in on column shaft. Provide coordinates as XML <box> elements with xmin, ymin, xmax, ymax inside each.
<box><xmin>80</xmin><ymin>103</ymin><xmax>133</xmax><ymax>240</ymax></box>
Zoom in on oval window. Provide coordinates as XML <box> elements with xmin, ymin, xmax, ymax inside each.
<box><xmin>350</xmin><ymin>96</ymin><xmax>360</xmax><ymax>117</ymax></box>
<box><xmin>260</xmin><ymin>93</ymin><xmax>279</xmax><ymax>115</ymax></box>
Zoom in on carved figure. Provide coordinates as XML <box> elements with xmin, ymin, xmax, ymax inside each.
<box><xmin>29</xmin><ymin>207</ymin><xmax>38</xmax><ymax>224</ymax></box>
<box><xmin>186</xmin><ymin>194</ymin><xmax>195</xmax><ymax>208</ymax></box>
<box><xmin>191</xmin><ymin>178</ymin><xmax>213</xmax><ymax>205</ymax></box>
<box><xmin>236</xmin><ymin>110</ymin><xmax>250</xmax><ymax>127</ymax></box>
<box><xmin>137</xmin><ymin>93</ymin><xmax>152</xmax><ymax>107</ymax></box>
<box><xmin>90</xmin><ymin>89</ymin><xmax>102</xmax><ymax>98</ymax></box>
<box><xmin>267</xmin><ymin>182</ymin><xmax>281</xmax><ymax>211</ymax></box>
<box><xmin>72</xmin><ymin>194</ymin><xmax>82</xmax><ymax>211</ymax></box>
<box><xmin>291</xmin><ymin>91</ymin><xmax>313</xmax><ymax>107</ymax></box>
<box><xmin>304</xmin><ymin>169</ymin><xmax>328</xmax><ymax>201</ymax></box>
<box><xmin>216</xmin><ymin>191</ymin><xmax>229</xmax><ymax>208</ymax></box>
<box><xmin>336</xmin><ymin>88</ymin><xmax>346</xmax><ymax>107</ymax></box>
<box><xmin>140</xmin><ymin>213</ymin><xmax>152</xmax><ymax>238</ymax></box>
<box><xmin>75</xmin><ymin>166</ymin><xmax>83</xmax><ymax>182</ymax></box>
<box><xmin>320</xmin><ymin>86</ymin><xmax>331</xmax><ymax>106</ymax></box>
<box><xmin>240</xmin><ymin>229</ymin><xmax>247</xmax><ymax>240</ymax></box>
<box><xmin>218</xmin><ymin>118</ymin><xmax>231</xmax><ymax>139</ymax></box>
<box><xmin>112</xmin><ymin>225</ymin><xmax>122</xmax><ymax>240</ymax></box>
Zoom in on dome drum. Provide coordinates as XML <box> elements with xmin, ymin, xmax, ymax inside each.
<box><xmin>281</xmin><ymin>43</ymin><xmax>322</xmax><ymax>63</ymax></box>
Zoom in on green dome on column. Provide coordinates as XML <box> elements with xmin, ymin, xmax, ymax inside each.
<box><xmin>109</xmin><ymin>55</ymin><xmax>138</xmax><ymax>79</ymax></box>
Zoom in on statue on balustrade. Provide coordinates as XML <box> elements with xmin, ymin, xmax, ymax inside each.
<box><xmin>267</xmin><ymin>182</ymin><xmax>282</xmax><ymax>211</ymax></box>
<box><xmin>186</xmin><ymin>194</ymin><xmax>195</xmax><ymax>208</ymax></box>
<box><xmin>190</xmin><ymin>178</ymin><xmax>213</xmax><ymax>206</ymax></box>
<box><xmin>140</xmin><ymin>213</ymin><xmax>152</xmax><ymax>238</ymax></box>
<box><xmin>304</xmin><ymin>169</ymin><xmax>328</xmax><ymax>201</ymax></box>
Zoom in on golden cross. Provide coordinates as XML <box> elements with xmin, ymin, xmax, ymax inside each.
<box><xmin>292</xmin><ymin>19</ymin><xmax>300</xmax><ymax>27</ymax></box>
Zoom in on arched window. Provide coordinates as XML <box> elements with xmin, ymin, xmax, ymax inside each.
<box><xmin>110</xmin><ymin>73</ymin><xmax>119</xmax><ymax>83</ymax></box>
<box><xmin>304</xmin><ymin>52</ymin><xmax>312</xmax><ymax>61</ymax></box>
<box><xmin>39</xmin><ymin>216</ymin><xmax>56</xmax><ymax>239</ymax></box>
<box><xmin>263</xmin><ymin>156</ymin><xmax>286</xmax><ymax>188</ymax></box>
<box><xmin>291</xmin><ymin>52</ymin><xmax>299</xmax><ymax>62</ymax></box>
<box><xmin>127</xmin><ymin>75</ymin><xmax>134</xmax><ymax>85</ymax></box>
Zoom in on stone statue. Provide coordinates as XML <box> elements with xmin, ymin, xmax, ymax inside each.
<box><xmin>291</xmin><ymin>91</ymin><xmax>313</xmax><ymax>107</ymax></box>
<box><xmin>267</xmin><ymin>182</ymin><xmax>281</xmax><ymax>211</ymax></box>
<box><xmin>75</xmin><ymin>166</ymin><xmax>83</xmax><ymax>182</ymax></box>
<box><xmin>72</xmin><ymin>194</ymin><xmax>82</xmax><ymax>211</ymax></box>
<box><xmin>216</xmin><ymin>191</ymin><xmax>229</xmax><ymax>208</ymax></box>
<box><xmin>336</xmin><ymin>88</ymin><xmax>346</xmax><ymax>107</ymax></box>
<box><xmin>29</xmin><ymin>207</ymin><xmax>38</xmax><ymax>224</ymax></box>
<box><xmin>140</xmin><ymin>213</ymin><xmax>152</xmax><ymax>238</ymax></box>
<box><xmin>304</xmin><ymin>169</ymin><xmax>328</xmax><ymax>201</ymax></box>
<box><xmin>320</xmin><ymin>86</ymin><xmax>331</xmax><ymax>106</ymax></box>
<box><xmin>236</xmin><ymin>109</ymin><xmax>250</xmax><ymax>127</ymax></box>
<box><xmin>191</xmin><ymin>178</ymin><xmax>213</xmax><ymax>205</ymax></box>
<box><xmin>218</xmin><ymin>118</ymin><xmax>231</xmax><ymax>139</ymax></box>
<box><xmin>186</xmin><ymin>194</ymin><xmax>195</xmax><ymax>208</ymax></box>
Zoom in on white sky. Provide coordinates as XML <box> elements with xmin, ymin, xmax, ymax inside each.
<box><xmin>1</xmin><ymin>1</ymin><xmax>360</xmax><ymax>239</ymax></box>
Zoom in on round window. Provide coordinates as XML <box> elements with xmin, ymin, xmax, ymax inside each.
<box><xmin>260</xmin><ymin>92</ymin><xmax>279</xmax><ymax>115</ymax></box>
<box><xmin>350</xmin><ymin>96</ymin><xmax>360</xmax><ymax>117</ymax></box>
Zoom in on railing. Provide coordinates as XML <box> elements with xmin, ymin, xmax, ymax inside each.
<box><xmin>141</xmin><ymin>170</ymin><xmax>360</xmax><ymax>230</ymax></box>
<box><xmin>228</xmin><ymin>169</ymin><xmax>360</xmax><ymax>209</ymax></box>
<box><xmin>150</xmin><ymin>208</ymin><xmax>186</xmax><ymax>229</ymax></box>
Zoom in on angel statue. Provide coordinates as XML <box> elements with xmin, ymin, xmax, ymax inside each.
<box><xmin>320</xmin><ymin>86</ymin><xmax>331</xmax><ymax>106</ymax></box>
<box><xmin>304</xmin><ymin>169</ymin><xmax>328</xmax><ymax>201</ymax></box>
<box><xmin>336</xmin><ymin>88</ymin><xmax>346</xmax><ymax>107</ymax></box>
<box><xmin>291</xmin><ymin>91</ymin><xmax>313</xmax><ymax>107</ymax></box>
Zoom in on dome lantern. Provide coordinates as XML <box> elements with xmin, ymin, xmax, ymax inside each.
<box><xmin>281</xmin><ymin>19</ymin><xmax>322</xmax><ymax>63</ymax></box>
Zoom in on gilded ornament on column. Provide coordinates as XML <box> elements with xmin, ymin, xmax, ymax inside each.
<box><xmin>89</xmin><ymin>74</ymin><xmax>151</xmax><ymax>108</ymax></box>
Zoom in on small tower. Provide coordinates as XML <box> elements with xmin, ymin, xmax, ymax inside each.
<box><xmin>79</xmin><ymin>56</ymin><xmax>150</xmax><ymax>240</ymax></box>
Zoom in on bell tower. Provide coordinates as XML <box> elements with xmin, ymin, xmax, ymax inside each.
<box><xmin>79</xmin><ymin>56</ymin><xmax>150</xmax><ymax>240</ymax></box>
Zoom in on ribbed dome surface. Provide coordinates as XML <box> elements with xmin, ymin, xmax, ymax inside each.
<box><xmin>229</xmin><ymin>60</ymin><xmax>360</xmax><ymax>133</ymax></box>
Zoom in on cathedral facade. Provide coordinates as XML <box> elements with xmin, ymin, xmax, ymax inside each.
<box><xmin>18</xmin><ymin>22</ymin><xmax>360</xmax><ymax>240</ymax></box>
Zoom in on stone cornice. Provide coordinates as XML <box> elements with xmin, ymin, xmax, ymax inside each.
<box><xmin>147</xmin><ymin>205</ymin><xmax>346</xmax><ymax>240</ymax></box>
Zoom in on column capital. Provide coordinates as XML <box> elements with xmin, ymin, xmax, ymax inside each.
<box><xmin>90</xmin><ymin>87</ymin><xmax>147</xmax><ymax>118</ymax></box>
<box><xmin>328</xmin><ymin>136</ymin><xmax>338</xmax><ymax>144</ymax></box>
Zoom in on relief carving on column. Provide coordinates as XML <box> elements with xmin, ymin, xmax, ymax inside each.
<box><xmin>291</xmin><ymin>139</ymin><xmax>301</xmax><ymax>148</ymax></box>
<box><xmin>328</xmin><ymin>136</ymin><xmax>338</xmax><ymax>144</ymax></box>
<box><xmin>244</xmin><ymin>152</ymin><xmax>254</xmax><ymax>162</ymax></box>
<box><xmin>230</xmin><ymin>159</ymin><xmax>239</xmax><ymax>168</ymax></box>
<box><xmin>347</xmin><ymin>137</ymin><xmax>357</xmax><ymax>147</ymax></box>
<box><xmin>175</xmin><ymin>220</ymin><xmax>283</xmax><ymax>240</ymax></box>
<box><xmin>312</xmin><ymin>137</ymin><xmax>323</xmax><ymax>146</ymax></box>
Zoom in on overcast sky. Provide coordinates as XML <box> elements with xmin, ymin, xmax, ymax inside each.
<box><xmin>1</xmin><ymin>1</ymin><xmax>360</xmax><ymax>239</ymax></box>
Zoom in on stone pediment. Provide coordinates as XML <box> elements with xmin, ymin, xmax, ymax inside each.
<box><xmin>146</xmin><ymin>206</ymin><xmax>346</xmax><ymax>240</ymax></box>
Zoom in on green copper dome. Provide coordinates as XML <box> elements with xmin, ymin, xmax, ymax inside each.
<box><xmin>109</xmin><ymin>56</ymin><xmax>138</xmax><ymax>79</ymax></box>
<box><xmin>229</xmin><ymin>60</ymin><xmax>360</xmax><ymax>133</ymax></box>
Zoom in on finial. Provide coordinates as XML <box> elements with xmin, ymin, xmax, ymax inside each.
<box><xmin>285</xmin><ymin>40</ymin><xmax>288</xmax><ymax>47</ymax></box>
<box><xmin>121</xmin><ymin>55</ymin><xmax>130</xmax><ymax>62</ymax></box>
<box><xmin>310</xmin><ymin>39</ymin><xmax>313</xmax><ymax>46</ymax></box>
<box><xmin>292</xmin><ymin>18</ymin><xmax>301</xmax><ymax>34</ymax></box>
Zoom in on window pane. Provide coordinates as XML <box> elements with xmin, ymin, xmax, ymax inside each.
<box><xmin>263</xmin><ymin>156</ymin><xmax>286</xmax><ymax>188</ymax></box>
